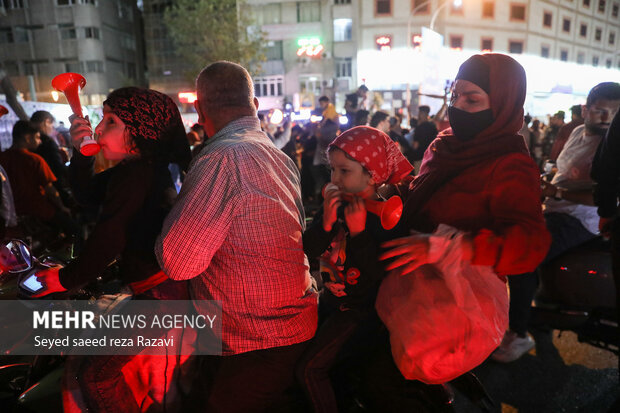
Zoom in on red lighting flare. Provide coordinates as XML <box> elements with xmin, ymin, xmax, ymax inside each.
<box><xmin>587</xmin><ymin>270</ymin><xmax>597</xmax><ymax>275</ymax></box>
<box><xmin>178</xmin><ymin>92</ymin><xmax>197</xmax><ymax>104</ymax></box>
<box><xmin>560</xmin><ymin>266</ymin><xmax>568</xmax><ymax>271</ymax></box>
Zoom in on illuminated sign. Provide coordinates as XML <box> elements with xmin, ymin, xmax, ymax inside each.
<box><xmin>297</xmin><ymin>37</ymin><xmax>324</xmax><ymax>58</ymax></box>
<box><xmin>178</xmin><ymin>92</ymin><xmax>197</xmax><ymax>104</ymax></box>
<box><xmin>376</xmin><ymin>35</ymin><xmax>392</xmax><ymax>52</ymax></box>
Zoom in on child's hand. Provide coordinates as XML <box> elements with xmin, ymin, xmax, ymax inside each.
<box><xmin>323</xmin><ymin>186</ymin><xmax>342</xmax><ymax>232</ymax></box>
<box><xmin>324</xmin><ymin>281</ymin><xmax>347</xmax><ymax>297</ymax></box>
<box><xmin>344</xmin><ymin>196</ymin><xmax>366</xmax><ymax>237</ymax></box>
<box><xmin>69</xmin><ymin>114</ymin><xmax>93</xmax><ymax>151</ymax></box>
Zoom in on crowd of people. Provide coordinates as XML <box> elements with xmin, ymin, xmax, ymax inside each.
<box><xmin>0</xmin><ymin>54</ymin><xmax>618</xmax><ymax>412</ymax></box>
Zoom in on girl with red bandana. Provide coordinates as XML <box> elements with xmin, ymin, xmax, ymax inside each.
<box><xmin>297</xmin><ymin>126</ymin><xmax>413</xmax><ymax>413</ymax></box>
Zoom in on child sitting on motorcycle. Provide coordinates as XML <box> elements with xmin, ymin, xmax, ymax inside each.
<box><xmin>297</xmin><ymin>126</ymin><xmax>413</xmax><ymax>413</ymax></box>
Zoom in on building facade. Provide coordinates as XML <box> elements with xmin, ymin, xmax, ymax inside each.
<box><xmin>250</xmin><ymin>0</ymin><xmax>620</xmax><ymax>116</ymax></box>
<box><xmin>0</xmin><ymin>0</ymin><xmax>145</xmax><ymax>106</ymax></box>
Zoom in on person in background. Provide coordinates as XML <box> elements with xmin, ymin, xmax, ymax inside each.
<box><xmin>411</xmin><ymin>105</ymin><xmax>439</xmax><ymax>176</ymax></box>
<box><xmin>493</xmin><ymin>81</ymin><xmax>620</xmax><ymax>363</ymax></box>
<box><xmin>344</xmin><ymin>85</ymin><xmax>369</xmax><ymax>130</ymax></box>
<box><xmin>355</xmin><ymin>109</ymin><xmax>370</xmax><ymax>127</ymax></box>
<box><xmin>0</xmin><ymin>120</ymin><xmax>79</xmax><ymax>240</ymax></box>
<box><xmin>549</xmin><ymin>104</ymin><xmax>584</xmax><ymax>161</ymax></box>
<box><xmin>318</xmin><ymin>95</ymin><xmax>340</xmax><ymax>129</ymax></box>
<box><xmin>187</xmin><ymin>123</ymin><xmax>205</xmax><ymax>147</ymax></box>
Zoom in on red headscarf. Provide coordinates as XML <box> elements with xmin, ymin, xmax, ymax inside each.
<box><xmin>404</xmin><ymin>54</ymin><xmax>530</xmax><ymax>227</ymax></box>
<box><xmin>329</xmin><ymin>126</ymin><xmax>413</xmax><ymax>185</ymax></box>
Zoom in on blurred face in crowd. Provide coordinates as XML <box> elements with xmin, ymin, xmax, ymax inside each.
<box><xmin>95</xmin><ymin>105</ymin><xmax>132</xmax><ymax>161</ymax></box>
<box><xmin>25</xmin><ymin>131</ymin><xmax>41</xmax><ymax>151</ymax></box>
<box><xmin>583</xmin><ymin>98</ymin><xmax>620</xmax><ymax>136</ymax></box>
<box><xmin>328</xmin><ymin>148</ymin><xmax>375</xmax><ymax>197</ymax></box>
<box><xmin>38</xmin><ymin>117</ymin><xmax>55</xmax><ymax>137</ymax></box>
<box><xmin>450</xmin><ymin>80</ymin><xmax>491</xmax><ymax>113</ymax></box>
<box><xmin>376</xmin><ymin>118</ymin><xmax>390</xmax><ymax>133</ymax></box>
<box><xmin>319</xmin><ymin>100</ymin><xmax>328</xmax><ymax>110</ymax></box>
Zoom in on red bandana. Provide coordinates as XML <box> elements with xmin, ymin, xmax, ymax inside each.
<box><xmin>329</xmin><ymin>126</ymin><xmax>413</xmax><ymax>185</ymax></box>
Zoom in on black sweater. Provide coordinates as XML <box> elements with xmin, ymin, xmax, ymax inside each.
<box><xmin>303</xmin><ymin>206</ymin><xmax>400</xmax><ymax>310</ymax></box>
<box><xmin>592</xmin><ymin>111</ymin><xmax>620</xmax><ymax>219</ymax></box>
<box><xmin>59</xmin><ymin>151</ymin><xmax>176</xmax><ymax>290</ymax></box>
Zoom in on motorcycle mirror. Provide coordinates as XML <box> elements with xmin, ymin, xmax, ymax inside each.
<box><xmin>0</xmin><ymin>240</ymin><xmax>33</xmax><ymax>274</ymax></box>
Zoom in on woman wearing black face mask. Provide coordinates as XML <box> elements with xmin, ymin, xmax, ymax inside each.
<box><xmin>381</xmin><ymin>53</ymin><xmax>549</xmax><ymax>278</ymax></box>
<box><xmin>364</xmin><ymin>53</ymin><xmax>551</xmax><ymax>411</ymax></box>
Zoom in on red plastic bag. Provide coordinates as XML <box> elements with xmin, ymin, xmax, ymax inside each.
<box><xmin>376</xmin><ymin>225</ymin><xmax>508</xmax><ymax>384</ymax></box>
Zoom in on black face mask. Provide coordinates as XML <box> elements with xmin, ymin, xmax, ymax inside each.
<box><xmin>448</xmin><ymin>106</ymin><xmax>495</xmax><ymax>141</ymax></box>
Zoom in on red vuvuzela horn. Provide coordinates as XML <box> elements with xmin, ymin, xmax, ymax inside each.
<box><xmin>0</xmin><ymin>105</ymin><xmax>8</xmax><ymax>119</ymax></box>
<box><xmin>322</xmin><ymin>184</ymin><xmax>403</xmax><ymax>230</ymax></box>
<box><xmin>51</xmin><ymin>73</ymin><xmax>100</xmax><ymax>156</ymax></box>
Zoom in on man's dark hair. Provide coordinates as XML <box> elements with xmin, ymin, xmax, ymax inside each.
<box><xmin>570</xmin><ymin>104</ymin><xmax>582</xmax><ymax>117</ymax></box>
<box><xmin>30</xmin><ymin>110</ymin><xmax>54</xmax><ymax>126</ymax></box>
<box><xmin>190</xmin><ymin>123</ymin><xmax>203</xmax><ymax>132</ymax></box>
<box><xmin>355</xmin><ymin>109</ymin><xmax>370</xmax><ymax>126</ymax></box>
<box><xmin>369</xmin><ymin>111</ymin><xmax>389</xmax><ymax>128</ymax></box>
<box><xmin>358</xmin><ymin>85</ymin><xmax>369</xmax><ymax>93</ymax></box>
<box><xmin>524</xmin><ymin>114</ymin><xmax>532</xmax><ymax>124</ymax></box>
<box><xmin>553</xmin><ymin>111</ymin><xmax>565</xmax><ymax>120</ymax></box>
<box><xmin>196</xmin><ymin>61</ymin><xmax>254</xmax><ymax>114</ymax></box>
<box><xmin>389</xmin><ymin>116</ymin><xmax>399</xmax><ymax>127</ymax></box>
<box><xmin>318</xmin><ymin>95</ymin><xmax>329</xmax><ymax>103</ymax></box>
<box><xmin>418</xmin><ymin>105</ymin><xmax>431</xmax><ymax>114</ymax></box>
<box><xmin>409</xmin><ymin>117</ymin><xmax>418</xmax><ymax>128</ymax></box>
<box><xmin>12</xmin><ymin>120</ymin><xmax>38</xmax><ymax>144</ymax></box>
<box><xmin>586</xmin><ymin>82</ymin><xmax>620</xmax><ymax>107</ymax></box>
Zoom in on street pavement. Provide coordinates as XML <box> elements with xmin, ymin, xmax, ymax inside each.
<box><xmin>454</xmin><ymin>328</ymin><xmax>619</xmax><ymax>413</ymax></box>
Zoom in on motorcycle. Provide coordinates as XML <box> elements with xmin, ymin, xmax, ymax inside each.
<box><xmin>533</xmin><ymin>235</ymin><xmax>618</xmax><ymax>355</ymax></box>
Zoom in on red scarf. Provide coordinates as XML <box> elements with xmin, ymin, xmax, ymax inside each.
<box><xmin>404</xmin><ymin>54</ymin><xmax>530</xmax><ymax>229</ymax></box>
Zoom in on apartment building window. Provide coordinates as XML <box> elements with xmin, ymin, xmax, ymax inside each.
<box><xmin>84</xmin><ymin>27</ymin><xmax>100</xmax><ymax>39</ymax></box>
<box><xmin>334</xmin><ymin>18</ymin><xmax>352</xmax><ymax>42</ymax></box>
<box><xmin>59</xmin><ymin>24</ymin><xmax>77</xmax><ymax>39</ymax></box>
<box><xmin>577</xmin><ymin>52</ymin><xmax>585</xmax><ymax>63</ymax></box>
<box><xmin>580</xmin><ymin>23</ymin><xmax>587</xmax><ymax>36</ymax></box>
<box><xmin>509</xmin><ymin>40</ymin><xmax>523</xmax><ymax>53</ymax></box>
<box><xmin>0</xmin><ymin>28</ymin><xmax>13</xmax><ymax>43</ymax></box>
<box><xmin>481</xmin><ymin>37</ymin><xmax>493</xmax><ymax>51</ymax></box>
<box><xmin>449</xmin><ymin>35</ymin><xmax>463</xmax><ymax>49</ymax></box>
<box><xmin>335</xmin><ymin>57</ymin><xmax>352</xmax><ymax>78</ymax></box>
<box><xmin>127</xmin><ymin>62</ymin><xmax>136</xmax><ymax>79</ymax></box>
<box><xmin>560</xmin><ymin>49</ymin><xmax>568</xmax><ymax>61</ymax></box>
<box><xmin>334</xmin><ymin>0</ymin><xmax>351</xmax><ymax>4</ymax></box>
<box><xmin>254</xmin><ymin>76</ymin><xmax>284</xmax><ymax>97</ymax></box>
<box><xmin>413</xmin><ymin>0</ymin><xmax>429</xmax><ymax>14</ymax></box>
<box><xmin>24</xmin><ymin>61</ymin><xmax>39</xmax><ymax>76</ymax></box>
<box><xmin>13</xmin><ymin>26</ymin><xmax>28</xmax><ymax>42</ymax></box>
<box><xmin>562</xmin><ymin>18</ymin><xmax>571</xmax><ymax>32</ymax></box>
<box><xmin>86</xmin><ymin>60</ymin><xmax>104</xmax><ymax>73</ymax></box>
<box><xmin>610</xmin><ymin>32</ymin><xmax>616</xmax><ymax>44</ymax></box>
<box><xmin>253</xmin><ymin>3</ymin><xmax>281</xmax><ymax>25</ymax></box>
<box><xmin>593</xmin><ymin>56</ymin><xmax>599</xmax><ymax>66</ymax></box>
<box><xmin>599</xmin><ymin>0</ymin><xmax>606</xmax><ymax>12</ymax></box>
<box><xmin>543</xmin><ymin>11</ymin><xmax>552</xmax><ymax>27</ymax></box>
<box><xmin>121</xmin><ymin>34</ymin><xmax>136</xmax><ymax>50</ymax></box>
<box><xmin>482</xmin><ymin>1</ymin><xmax>494</xmax><ymax>18</ymax></box>
<box><xmin>606</xmin><ymin>59</ymin><xmax>612</xmax><ymax>68</ymax></box>
<box><xmin>57</xmin><ymin>0</ymin><xmax>96</xmax><ymax>5</ymax></box>
<box><xmin>297</xmin><ymin>1</ymin><xmax>320</xmax><ymax>22</ymax></box>
<box><xmin>541</xmin><ymin>45</ymin><xmax>550</xmax><ymax>58</ymax></box>
<box><xmin>376</xmin><ymin>0</ymin><xmax>391</xmax><ymax>15</ymax></box>
<box><xmin>2</xmin><ymin>0</ymin><xmax>25</xmax><ymax>8</ymax></box>
<box><xmin>510</xmin><ymin>3</ymin><xmax>526</xmax><ymax>21</ymax></box>
<box><xmin>613</xmin><ymin>2</ymin><xmax>619</xmax><ymax>16</ymax></box>
<box><xmin>595</xmin><ymin>27</ymin><xmax>602</xmax><ymax>40</ymax></box>
<box><xmin>3</xmin><ymin>60</ymin><xmax>18</xmax><ymax>75</ymax></box>
<box><xmin>583</xmin><ymin>0</ymin><xmax>591</xmax><ymax>6</ymax></box>
<box><xmin>450</xmin><ymin>2</ymin><xmax>463</xmax><ymax>14</ymax></box>
<box><xmin>65</xmin><ymin>61</ymin><xmax>82</xmax><ymax>72</ymax></box>
<box><xmin>265</xmin><ymin>40</ymin><xmax>283</xmax><ymax>60</ymax></box>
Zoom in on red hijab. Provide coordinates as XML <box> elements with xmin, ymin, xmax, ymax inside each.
<box><xmin>403</xmin><ymin>54</ymin><xmax>530</xmax><ymax>229</ymax></box>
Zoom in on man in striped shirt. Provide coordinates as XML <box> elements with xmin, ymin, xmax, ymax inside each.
<box><xmin>155</xmin><ymin>61</ymin><xmax>317</xmax><ymax>412</ymax></box>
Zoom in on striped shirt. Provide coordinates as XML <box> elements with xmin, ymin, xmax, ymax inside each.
<box><xmin>155</xmin><ymin>116</ymin><xmax>317</xmax><ymax>354</ymax></box>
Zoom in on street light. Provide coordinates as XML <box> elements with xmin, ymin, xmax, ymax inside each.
<box><xmin>407</xmin><ymin>0</ymin><xmax>463</xmax><ymax>47</ymax></box>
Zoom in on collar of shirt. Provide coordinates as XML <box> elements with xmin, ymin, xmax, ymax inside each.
<box><xmin>207</xmin><ymin>116</ymin><xmax>261</xmax><ymax>146</ymax></box>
